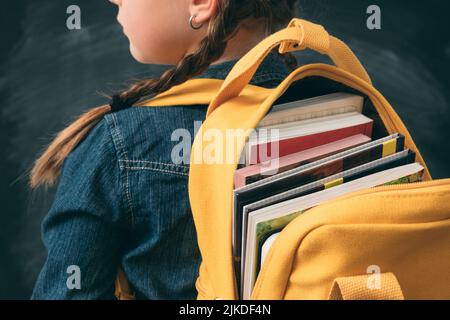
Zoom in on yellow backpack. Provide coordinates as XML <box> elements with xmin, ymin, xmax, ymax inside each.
<box><xmin>115</xmin><ymin>18</ymin><xmax>450</xmax><ymax>300</ymax></box>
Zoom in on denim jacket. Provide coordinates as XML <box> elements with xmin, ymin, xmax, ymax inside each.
<box><xmin>31</xmin><ymin>51</ymin><xmax>291</xmax><ymax>300</ymax></box>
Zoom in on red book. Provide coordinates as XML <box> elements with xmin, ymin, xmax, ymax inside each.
<box><xmin>246</xmin><ymin>112</ymin><xmax>373</xmax><ymax>165</ymax></box>
<box><xmin>234</xmin><ymin>134</ymin><xmax>371</xmax><ymax>189</ymax></box>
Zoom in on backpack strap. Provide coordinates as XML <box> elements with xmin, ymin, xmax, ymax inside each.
<box><xmin>328</xmin><ymin>272</ymin><xmax>405</xmax><ymax>300</ymax></box>
<box><xmin>114</xmin><ymin>78</ymin><xmax>272</xmax><ymax>300</ymax></box>
<box><xmin>138</xmin><ymin>78</ymin><xmax>224</xmax><ymax>107</ymax></box>
<box><xmin>189</xmin><ymin>18</ymin><xmax>376</xmax><ymax>300</ymax></box>
<box><xmin>207</xmin><ymin>18</ymin><xmax>371</xmax><ymax>116</ymax></box>
<box><xmin>138</xmin><ymin>78</ymin><xmax>273</xmax><ymax>108</ymax></box>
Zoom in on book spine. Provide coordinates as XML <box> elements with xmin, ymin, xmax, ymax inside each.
<box><xmin>234</xmin><ymin>173</ymin><xmax>246</xmax><ymax>189</ymax></box>
<box><xmin>250</xmin><ymin>122</ymin><xmax>374</xmax><ymax>164</ymax></box>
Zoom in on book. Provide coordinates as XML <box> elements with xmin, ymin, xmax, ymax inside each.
<box><xmin>241</xmin><ymin>162</ymin><xmax>425</xmax><ymax>300</ymax></box>
<box><xmin>252</xmin><ymin>152</ymin><xmax>422</xmax><ymax>279</ymax></box>
<box><xmin>256</xmin><ymin>165</ymin><xmax>422</xmax><ymax>275</ymax></box>
<box><xmin>239</xmin><ymin>149</ymin><xmax>417</xmax><ymax>288</ymax></box>
<box><xmin>233</xmin><ymin>133</ymin><xmax>406</xmax><ymax>289</ymax></box>
<box><xmin>234</xmin><ymin>134</ymin><xmax>371</xmax><ymax>189</ymax></box>
<box><xmin>259</xmin><ymin>232</ymin><xmax>281</xmax><ymax>271</ymax></box>
<box><xmin>259</xmin><ymin>92</ymin><xmax>364</xmax><ymax>128</ymax></box>
<box><xmin>242</xmin><ymin>149</ymin><xmax>417</xmax><ymax>221</ymax></box>
<box><xmin>246</xmin><ymin>112</ymin><xmax>373</xmax><ymax>165</ymax></box>
<box><xmin>257</xmin><ymin>168</ymin><xmax>422</xmax><ymax>272</ymax></box>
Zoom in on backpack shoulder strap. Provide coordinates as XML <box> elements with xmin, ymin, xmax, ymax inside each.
<box><xmin>138</xmin><ymin>78</ymin><xmax>271</xmax><ymax>108</ymax></box>
<box><xmin>189</xmin><ymin>18</ymin><xmax>374</xmax><ymax>300</ymax></box>
<box><xmin>114</xmin><ymin>77</ymin><xmax>272</xmax><ymax>300</ymax></box>
<box><xmin>207</xmin><ymin>18</ymin><xmax>371</xmax><ymax>116</ymax></box>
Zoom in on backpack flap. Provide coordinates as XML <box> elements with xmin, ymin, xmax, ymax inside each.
<box><xmin>252</xmin><ymin>179</ymin><xmax>450</xmax><ymax>300</ymax></box>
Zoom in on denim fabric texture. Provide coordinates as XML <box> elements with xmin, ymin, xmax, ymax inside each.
<box><xmin>31</xmin><ymin>50</ymin><xmax>291</xmax><ymax>300</ymax></box>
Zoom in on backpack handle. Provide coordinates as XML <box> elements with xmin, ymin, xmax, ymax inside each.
<box><xmin>328</xmin><ymin>272</ymin><xmax>405</xmax><ymax>300</ymax></box>
<box><xmin>207</xmin><ymin>18</ymin><xmax>372</xmax><ymax>116</ymax></box>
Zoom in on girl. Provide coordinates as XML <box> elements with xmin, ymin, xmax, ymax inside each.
<box><xmin>30</xmin><ymin>0</ymin><xmax>298</xmax><ymax>299</ymax></box>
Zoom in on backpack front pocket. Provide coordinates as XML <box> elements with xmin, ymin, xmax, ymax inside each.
<box><xmin>251</xmin><ymin>179</ymin><xmax>450</xmax><ymax>300</ymax></box>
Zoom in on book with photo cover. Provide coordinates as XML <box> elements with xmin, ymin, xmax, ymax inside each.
<box><xmin>258</xmin><ymin>231</ymin><xmax>281</xmax><ymax>275</ymax></box>
<box><xmin>239</xmin><ymin>149</ymin><xmax>417</xmax><ymax>286</ymax></box>
<box><xmin>253</xmin><ymin>150</ymin><xmax>422</xmax><ymax>278</ymax></box>
<box><xmin>241</xmin><ymin>162</ymin><xmax>425</xmax><ymax>299</ymax></box>
<box><xmin>254</xmin><ymin>170</ymin><xmax>423</xmax><ymax>278</ymax></box>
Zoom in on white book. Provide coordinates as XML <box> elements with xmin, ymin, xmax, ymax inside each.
<box><xmin>244</xmin><ymin>112</ymin><xmax>373</xmax><ymax>165</ymax></box>
<box><xmin>259</xmin><ymin>93</ymin><xmax>364</xmax><ymax>128</ymax></box>
<box><xmin>242</xmin><ymin>162</ymin><xmax>424</xmax><ymax>300</ymax></box>
<box><xmin>260</xmin><ymin>233</ymin><xmax>280</xmax><ymax>268</ymax></box>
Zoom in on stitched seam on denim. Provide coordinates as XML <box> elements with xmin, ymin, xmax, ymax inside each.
<box><xmin>118</xmin><ymin>160</ymin><xmax>189</xmax><ymax>174</ymax></box>
<box><xmin>251</xmin><ymin>72</ymin><xmax>288</xmax><ymax>84</ymax></box>
<box><xmin>120</xmin><ymin>160</ymin><xmax>190</xmax><ymax>175</ymax></box>
<box><xmin>106</xmin><ymin>114</ymin><xmax>128</xmax><ymax>161</ymax></box>
<box><xmin>106</xmin><ymin>113</ymin><xmax>135</xmax><ymax>226</ymax></box>
<box><xmin>121</xmin><ymin>165</ymin><xmax>189</xmax><ymax>177</ymax></box>
<box><xmin>120</xmin><ymin>160</ymin><xmax>189</xmax><ymax>170</ymax></box>
<box><xmin>101</xmin><ymin>116</ymin><xmax>128</xmax><ymax>225</ymax></box>
<box><xmin>253</xmin><ymin>72</ymin><xmax>288</xmax><ymax>79</ymax></box>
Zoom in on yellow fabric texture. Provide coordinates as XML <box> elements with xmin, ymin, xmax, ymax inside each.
<box><xmin>328</xmin><ymin>273</ymin><xmax>404</xmax><ymax>300</ymax></box>
<box><xmin>252</xmin><ymin>181</ymin><xmax>450</xmax><ymax>300</ymax></box>
<box><xmin>207</xmin><ymin>19</ymin><xmax>371</xmax><ymax>116</ymax></box>
<box><xmin>114</xmin><ymin>18</ymin><xmax>450</xmax><ymax>300</ymax></box>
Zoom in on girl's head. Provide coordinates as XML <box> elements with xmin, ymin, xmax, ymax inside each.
<box><xmin>109</xmin><ymin>0</ymin><xmax>296</xmax><ymax>65</ymax></box>
<box><xmin>30</xmin><ymin>0</ymin><xmax>298</xmax><ymax>189</ymax></box>
<box><xmin>110</xmin><ymin>0</ymin><xmax>299</xmax><ymax>107</ymax></box>
<box><xmin>111</xmin><ymin>0</ymin><xmax>218</xmax><ymax>65</ymax></box>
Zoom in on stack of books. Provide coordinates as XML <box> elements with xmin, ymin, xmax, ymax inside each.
<box><xmin>233</xmin><ymin>93</ymin><xmax>424</xmax><ymax>299</ymax></box>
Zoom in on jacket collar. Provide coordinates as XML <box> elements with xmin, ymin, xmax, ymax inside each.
<box><xmin>193</xmin><ymin>50</ymin><xmax>291</xmax><ymax>85</ymax></box>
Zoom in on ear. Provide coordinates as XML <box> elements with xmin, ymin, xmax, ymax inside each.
<box><xmin>188</xmin><ymin>0</ymin><xmax>219</xmax><ymax>24</ymax></box>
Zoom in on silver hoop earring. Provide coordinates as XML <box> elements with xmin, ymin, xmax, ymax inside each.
<box><xmin>189</xmin><ymin>14</ymin><xmax>204</xmax><ymax>30</ymax></box>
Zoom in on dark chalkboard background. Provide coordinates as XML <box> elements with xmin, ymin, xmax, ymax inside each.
<box><xmin>0</xmin><ymin>0</ymin><xmax>449</xmax><ymax>299</ymax></box>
